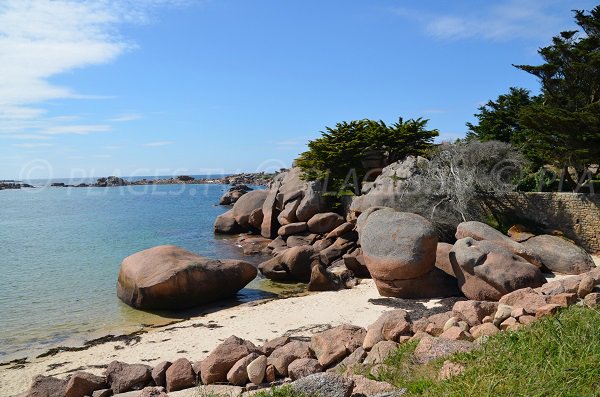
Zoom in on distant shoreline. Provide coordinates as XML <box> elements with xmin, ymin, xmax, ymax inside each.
<box><xmin>0</xmin><ymin>172</ymin><xmax>274</xmax><ymax>190</ymax></box>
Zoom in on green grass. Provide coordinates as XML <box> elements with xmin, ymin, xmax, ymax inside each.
<box><xmin>374</xmin><ymin>305</ymin><xmax>600</xmax><ymax>396</ymax></box>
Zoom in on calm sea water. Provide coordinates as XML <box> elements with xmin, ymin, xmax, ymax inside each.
<box><xmin>0</xmin><ymin>183</ymin><xmax>278</xmax><ymax>362</ymax></box>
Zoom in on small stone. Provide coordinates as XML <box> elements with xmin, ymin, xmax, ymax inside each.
<box><xmin>493</xmin><ymin>304</ymin><xmax>513</xmax><ymax>326</ymax></box>
<box><xmin>535</xmin><ymin>304</ymin><xmax>562</xmax><ymax>318</ymax></box>
<box><xmin>583</xmin><ymin>292</ymin><xmax>600</xmax><ymax>306</ymax></box>
<box><xmin>151</xmin><ymin>361</ymin><xmax>171</xmax><ymax>388</ymax></box>
<box><xmin>499</xmin><ymin>288</ymin><xmax>548</xmax><ymax>315</ymax></box>
<box><xmin>470</xmin><ymin>323</ymin><xmax>499</xmax><ymax>339</ymax></box>
<box><xmin>452</xmin><ymin>301</ymin><xmax>499</xmax><ymax>327</ymax></box>
<box><xmin>247</xmin><ymin>355</ymin><xmax>268</xmax><ymax>385</ymax></box>
<box><xmin>364</xmin><ymin>341</ymin><xmax>399</xmax><ymax>365</ymax></box>
<box><xmin>457</xmin><ymin>321</ymin><xmax>470</xmax><ymax>332</ymax></box>
<box><xmin>139</xmin><ymin>386</ymin><xmax>167</xmax><ymax>397</ymax></box>
<box><xmin>351</xmin><ymin>375</ymin><xmax>395</xmax><ymax>395</ymax></box>
<box><xmin>499</xmin><ymin>317</ymin><xmax>518</xmax><ymax>331</ymax></box>
<box><xmin>440</xmin><ymin>326</ymin><xmax>474</xmax><ymax>342</ymax></box>
<box><xmin>227</xmin><ymin>352</ymin><xmax>260</xmax><ymax>386</ymax></box>
<box><xmin>91</xmin><ymin>389</ymin><xmax>112</xmax><ymax>397</ymax></box>
<box><xmin>165</xmin><ymin>358</ymin><xmax>195</xmax><ymax>392</ymax></box>
<box><xmin>291</xmin><ymin>372</ymin><xmax>353</xmax><ymax>397</ymax></box>
<box><xmin>414</xmin><ymin>337</ymin><xmax>474</xmax><ymax>364</ymax></box>
<box><xmin>510</xmin><ymin>307</ymin><xmax>526</xmax><ymax>319</ymax></box>
<box><xmin>519</xmin><ymin>315</ymin><xmax>536</xmax><ymax>325</ymax></box>
<box><xmin>265</xmin><ymin>365</ymin><xmax>276</xmax><ymax>383</ymax></box>
<box><xmin>65</xmin><ymin>372</ymin><xmax>107</xmax><ymax>397</ymax></box>
<box><xmin>482</xmin><ymin>316</ymin><xmax>493</xmax><ymax>324</ymax></box>
<box><xmin>288</xmin><ymin>358</ymin><xmax>322</xmax><ymax>380</ymax></box>
<box><xmin>443</xmin><ymin>317</ymin><xmax>459</xmax><ymax>332</ymax></box>
<box><xmin>577</xmin><ymin>275</ymin><xmax>595</xmax><ymax>298</ymax></box>
<box><xmin>548</xmin><ymin>292</ymin><xmax>578</xmax><ymax>307</ymax></box>
<box><xmin>260</xmin><ymin>336</ymin><xmax>290</xmax><ymax>356</ymax></box>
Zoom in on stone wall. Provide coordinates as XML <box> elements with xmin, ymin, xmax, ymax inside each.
<box><xmin>486</xmin><ymin>193</ymin><xmax>600</xmax><ymax>254</ymax></box>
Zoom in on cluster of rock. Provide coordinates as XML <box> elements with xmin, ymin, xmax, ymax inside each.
<box><xmin>116</xmin><ymin>245</ymin><xmax>258</xmax><ymax>310</ymax></box>
<box><xmin>28</xmin><ymin>266</ymin><xmax>600</xmax><ymax>396</ymax></box>
<box><xmin>0</xmin><ymin>181</ymin><xmax>33</xmax><ymax>190</ymax></box>
<box><xmin>214</xmin><ymin>166</ymin><xmax>596</xmax><ymax>301</ymax></box>
<box><xmin>350</xmin><ymin>156</ymin><xmax>428</xmax><ymax>215</ymax></box>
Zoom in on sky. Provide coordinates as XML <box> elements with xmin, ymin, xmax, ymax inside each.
<box><xmin>0</xmin><ymin>0</ymin><xmax>597</xmax><ymax>180</ymax></box>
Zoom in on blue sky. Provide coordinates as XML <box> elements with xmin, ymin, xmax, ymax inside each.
<box><xmin>0</xmin><ymin>0</ymin><xmax>597</xmax><ymax>179</ymax></box>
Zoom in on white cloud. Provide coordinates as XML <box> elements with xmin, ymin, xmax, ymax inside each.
<box><xmin>40</xmin><ymin>124</ymin><xmax>112</xmax><ymax>135</ymax></box>
<box><xmin>143</xmin><ymin>141</ymin><xmax>174</xmax><ymax>147</ymax></box>
<box><xmin>394</xmin><ymin>0</ymin><xmax>595</xmax><ymax>41</ymax></box>
<box><xmin>12</xmin><ymin>142</ymin><xmax>54</xmax><ymax>148</ymax></box>
<box><xmin>109</xmin><ymin>113</ymin><xmax>143</xmax><ymax>122</ymax></box>
<box><xmin>0</xmin><ymin>134</ymin><xmax>52</xmax><ymax>140</ymax></box>
<box><xmin>0</xmin><ymin>1</ymin><xmax>191</xmax><ymax>138</ymax></box>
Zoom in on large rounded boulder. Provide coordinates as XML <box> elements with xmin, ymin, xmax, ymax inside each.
<box><xmin>117</xmin><ymin>245</ymin><xmax>257</xmax><ymax>310</ymax></box>
<box><xmin>455</xmin><ymin>221</ymin><xmax>543</xmax><ymax>268</ymax></box>
<box><xmin>450</xmin><ymin>238</ymin><xmax>546</xmax><ymax>301</ymax></box>
<box><xmin>232</xmin><ymin>190</ymin><xmax>268</xmax><ymax>230</ymax></box>
<box><xmin>361</xmin><ymin>208</ymin><xmax>437</xmax><ymax>280</ymax></box>
<box><xmin>522</xmin><ymin>235</ymin><xmax>595</xmax><ymax>275</ymax></box>
<box><xmin>359</xmin><ymin>208</ymin><xmax>458</xmax><ymax>298</ymax></box>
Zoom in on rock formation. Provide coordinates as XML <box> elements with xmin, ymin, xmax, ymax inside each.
<box><xmin>116</xmin><ymin>245</ymin><xmax>257</xmax><ymax>309</ymax></box>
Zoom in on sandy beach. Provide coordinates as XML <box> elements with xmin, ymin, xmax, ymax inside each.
<box><xmin>3</xmin><ymin>257</ymin><xmax>598</xmax><ymax>397</ymax></box>
<box><xmin>0</xmin><ymin>279</ymin><xmax>450</xmax><ymax>396</ymax></box>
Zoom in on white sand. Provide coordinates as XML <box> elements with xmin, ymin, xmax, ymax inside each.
<box><xmin>1</xmin><ymin>279</ymin><xmax>447</xmax><ymax>396</ymax></box>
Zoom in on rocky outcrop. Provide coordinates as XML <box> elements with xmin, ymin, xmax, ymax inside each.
<box><xmin>455</xmin><ymin>221</ymin><xmax>543</xmax><ymax>268</ymax></box>
<box><xmin>214</xmin><ymin>209</ymin><xmax>241</xmax><ymax>234</ymax></box>
<box><xmin>450</xmin><ymin>238</ymin><xmax>546</xmax><ymax>301</ymax></box>
<box><xmin>116</xmin><ymin>245</ymin><xmax>257</xmax><ymax>310</ymax></box>
<box><xmin>219</xmin><ymin>185</ymin><xmax>252</xmax><ymax>205</ymax></box>
<box><xmin>307</xmin><ymin>213</ymin><xmax>345</xmax><ymax>235</ymax></box>
<box><xmin>349</xmin><ymin>156</ymin><xmax>428</xmax><ymax>218</ymax></box>
<box><xmin>258</xmin><ymin>245</ymin><xmax>321</xmax><ymax>282</ymax></box>
<box><xmin>232</xmin><ymin>190</ymin><xmax>268</xmax><ymax>230</ymax></box>
<box><xmin>522</xmin><ymin>235</ymin><xmax>595</xmax><ymax>274</ymax></box>
<box><xmin>260</xmin><ymin>168</ymin><xmax>325</xmax><ymax>238</ymax></box>
<box><xmin>359</xmin><ymin>208</ymin><xmax>459</xmax><ymax>298</ymax></box>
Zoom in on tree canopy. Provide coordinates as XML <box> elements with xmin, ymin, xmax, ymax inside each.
<box><xmin>466</xmin><ymin>7</ymin><xmax>600</xmax><ymax>191</ymax></box>
<box><xmin>513</xmin><ymin>6</ymin><xmax>600</xmax><ymax>189</ymax></box>
<box><xmin>296</xmin><ymin>117</ymin><xmax>438</xmax><ymax>193</ymax></box>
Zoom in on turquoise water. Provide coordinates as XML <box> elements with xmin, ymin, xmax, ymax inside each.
<box><xmin>0</xmin><ymin>184</ymin><xmax>272</xmax><ymax>361</ymax></box>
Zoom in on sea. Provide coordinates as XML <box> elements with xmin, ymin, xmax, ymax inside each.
<box><xmin>0</xmin><ymin>177</ymin><xmax>290</xmax><ymax>362</ymax></box>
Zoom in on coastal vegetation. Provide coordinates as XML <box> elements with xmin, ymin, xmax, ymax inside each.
<box><xmin>295</xmin><ymin>117</ymin><xmax>438</xmax><ymax>194</ymax></box>
<box><xmin>468</xmin><ymin>6</ymin><xmax>600</xmax><ymax>192</ymax></box>
<box><xmin>376</xmin><ymin>305</ymin><xmax>600</xmax><ymax>396</ymax></box>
